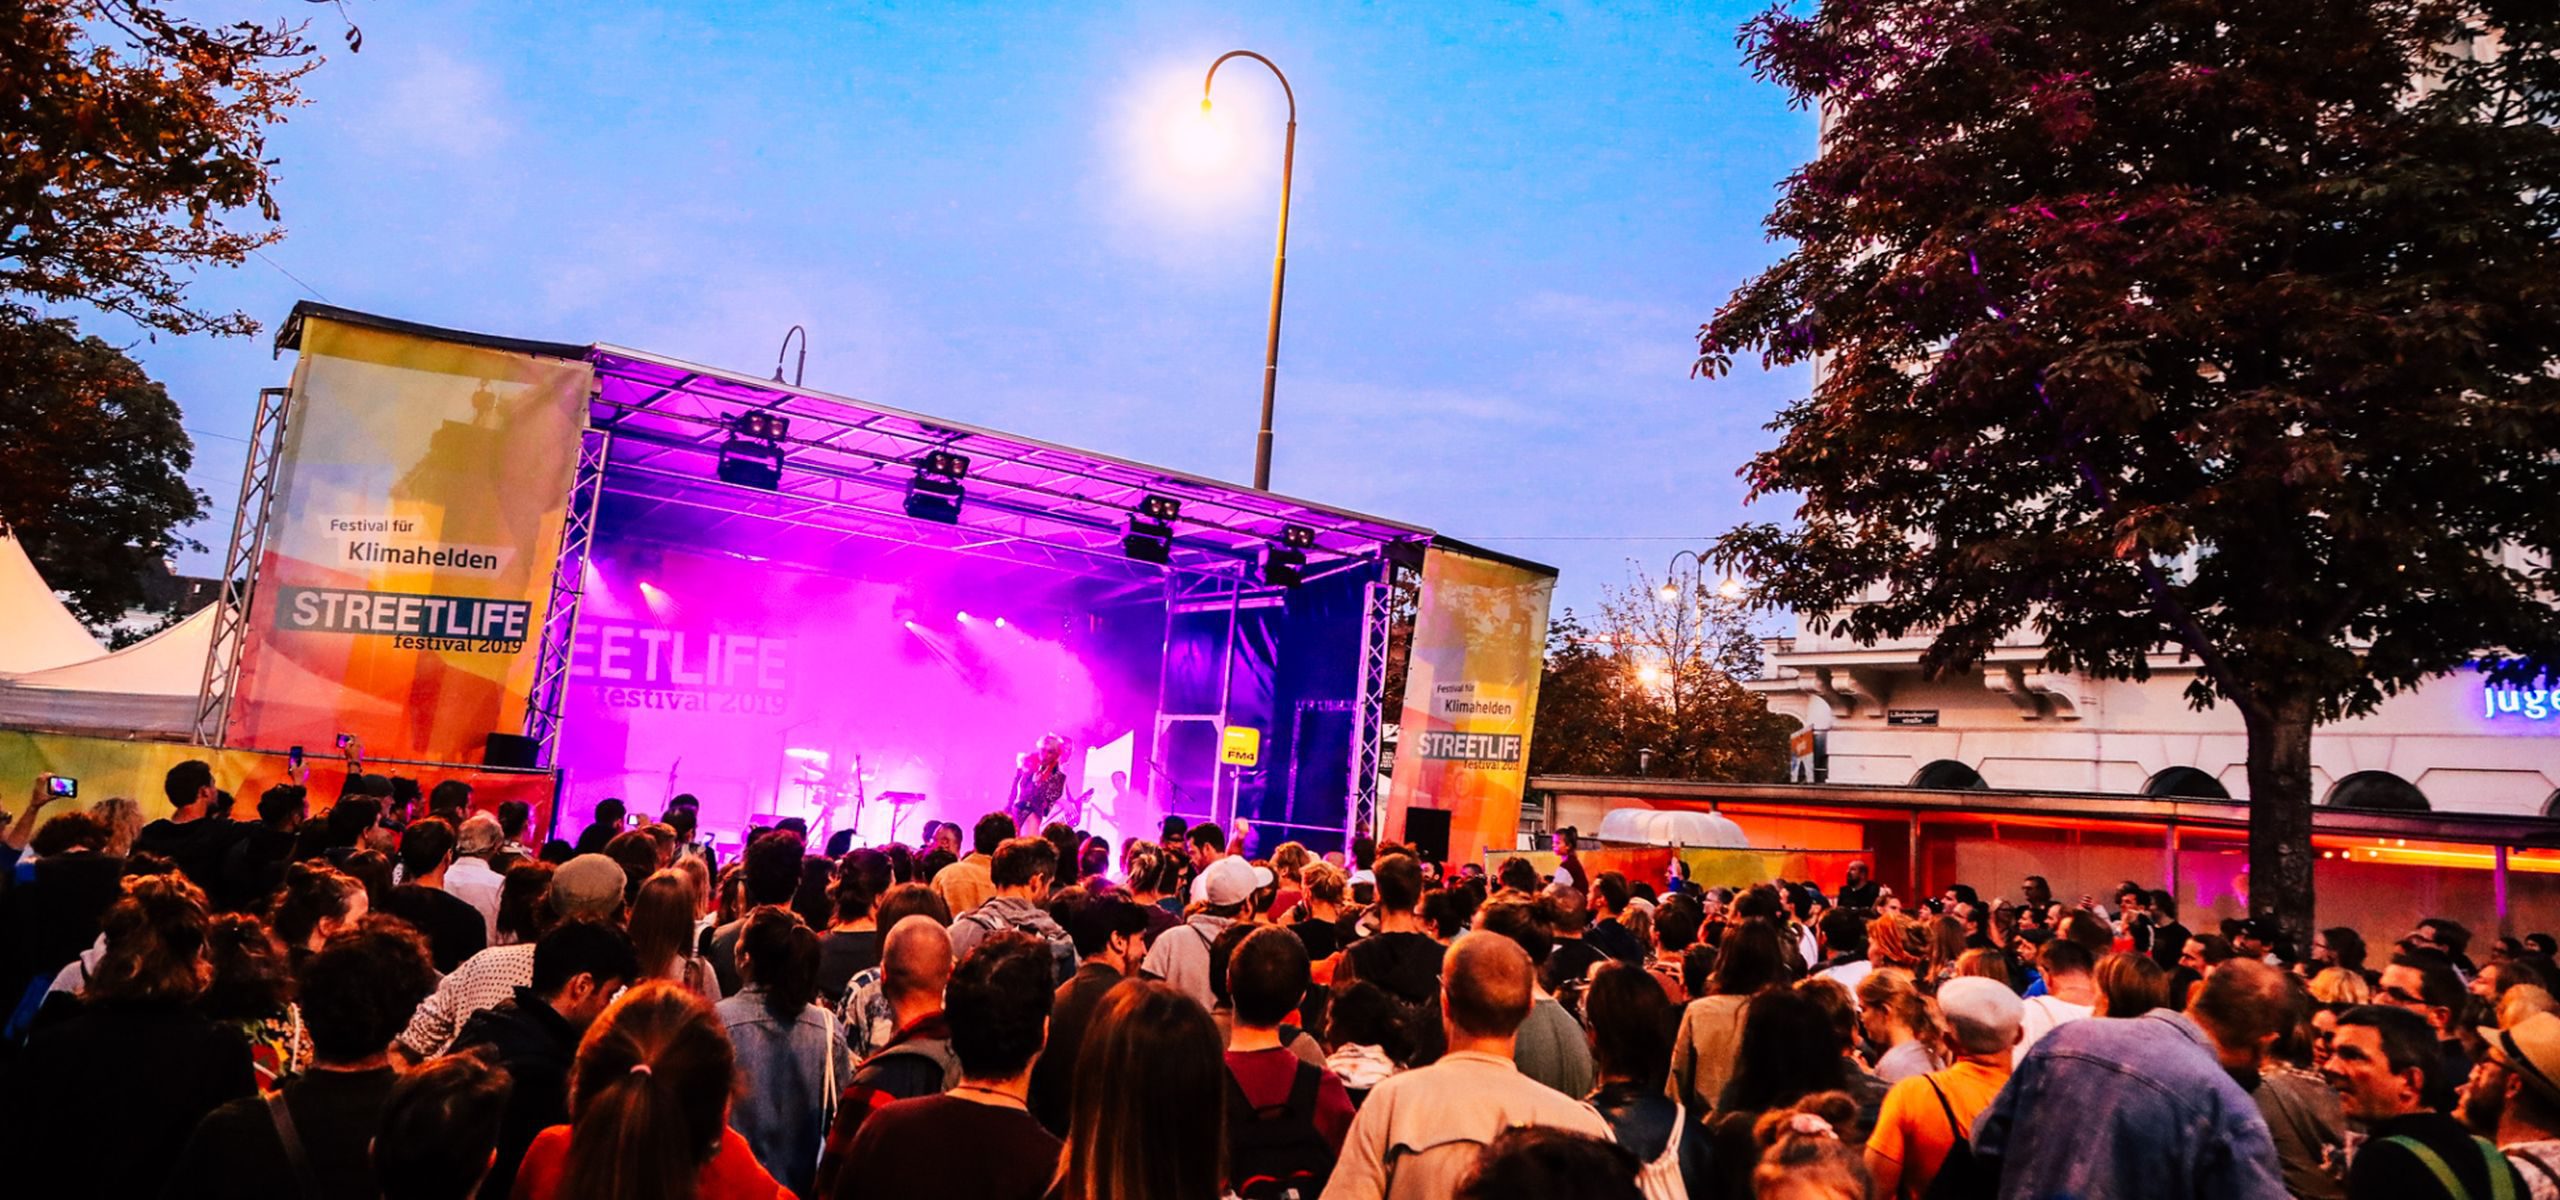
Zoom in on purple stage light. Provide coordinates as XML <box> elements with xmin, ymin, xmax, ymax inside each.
<box><xmin>956</xmin><ymin>611</ymin><xmax>972</xmax><ymax>621</ymax></box>
<box><xmin>638</xmin><ymin>580</ymin><xmax>675</xmax><ymax>620</ymax></box>
<box><xmin>993</xmin><ymin>616</ymin><xmax>1007</xmax><ymax>628</ymax></box>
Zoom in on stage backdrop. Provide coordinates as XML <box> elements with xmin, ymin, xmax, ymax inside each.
<box><xmin>0</xmin><ymin>730</ymin><xmax>556</xmax><ymax>825</ymax></box>
<box><xmin>1385</xmin><ymin>544</ymin><xmax>1555</xmax><ymax>867</ymax></box>
<box><xmin>224</xmin><ymin>317</ymin><xmax>592</xmax><ymax>762</ymax></box>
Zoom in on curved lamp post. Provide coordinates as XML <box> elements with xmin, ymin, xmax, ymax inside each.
<box><xmin>1202</xmin><ymin>50</ymin><xmax>1296</xmax><ymax>492</ymax></box>
<box><xmin>1655</xmin><ymin>549</ymin><xmax>1710</xmax><ymax>776</ymax></box>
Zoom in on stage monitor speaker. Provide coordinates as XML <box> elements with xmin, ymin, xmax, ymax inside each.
<box><xmin>483</xmin><ymin>732</ymin><xmax>540</xmax><ymax>769</ymax></box>
<box><xmin>1404</xmin><ymin>807</ymin><xmax>1453</xmax><ymax>864</ymax></box>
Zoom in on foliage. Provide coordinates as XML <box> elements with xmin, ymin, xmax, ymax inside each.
<box><xmin>1529</xmin><ymin>576</ymin><xmax>1794</xmax><ymax>781</ymax></box>
<box><xmin>0</xmin><ymin>308</ymin><xmax>205</xmax><ymax>623</ymax></box>
<box><xmin>0</xmin><ymin>1</ymin><xmax>318</xmax><ymax>336</ymax></box>
<box><xmin>1697</xmin><ymin>0</ymin><xmax>2560</xmax><ymax>938</ymax></box>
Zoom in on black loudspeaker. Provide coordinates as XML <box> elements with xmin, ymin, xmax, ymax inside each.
<box><xmin>483</xmin><ymin>732</ymin><xmax>541</xmax><ymax>769</ymax></box>
<box><xmin>1404</xmin><ymin>807</ymin><xmax>1453</xmax><ymax>864</ymax></box>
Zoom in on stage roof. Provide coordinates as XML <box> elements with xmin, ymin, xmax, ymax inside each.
<box><xmin>277</xmin><ymin>302</ymin><xmax>1542</xmax><ymax>590</ymax></box>
<box><xmin>585</xmin><ymin>345</ymin><xmax>1434</xmax><ymax>587</ymax></box>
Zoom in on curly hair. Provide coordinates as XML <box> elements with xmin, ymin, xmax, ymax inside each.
<box><xmin>88</xmin><ymin>873</ymin><xmax>211</xmax><ymax>1004</ymax></box>
<box><xmin>300</xmin><ymin>916</ymin><xmax>439</xmax><ymax>1063</ymax></box>
<box><xmin>199</xmin><ymin>911</ymin><xmax>295</xmax><ymax>1020</ymax></box>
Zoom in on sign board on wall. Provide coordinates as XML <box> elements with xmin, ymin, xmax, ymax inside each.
<box><xmin>1384</xmin><ymin>544</ymin><xmax>1556</xmax><ymax>869</ymax></box>
<box><xmin>1886</xmin><ymin>709</ymin><xmax>1940</xmax><ymax>727</ymax></box>
<box><xmin>225</xmin><ymin>315</ymin><xmax>593</xmax><ymax>762</ymax></box>
<box><xmin>1221</xmin><ymin>725</ymin><xmax>1263</xmax><ymax>767</ymax></box>
<box><xmin>2484</xmin><ymin>683</ymin><xmax>2560</xmax><ymax>723</ymax></box>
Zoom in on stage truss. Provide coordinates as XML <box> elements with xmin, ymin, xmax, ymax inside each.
<box><xmin>584</xmin><ymin>347</ymin><xmax>1423</xmax><ymax>587</ymax></box>
<box><xmin>194</xmin><ymin>387</ymin><xmax>292</xmax><ymax>745</ymax></box>
<box><xmin>580</xmin><ymin>347</ymin><xmax>1427</xmax><ymax>844</ymax></box>
<box><xmin>521</xmin><ymin>428</ymin><xmax>611</xmax><ymax>763</ymax></box>
<box><xmin>1350</xmin><ymin>578</ymin><xmax>1393</xmax><ymax>840</ymax></box>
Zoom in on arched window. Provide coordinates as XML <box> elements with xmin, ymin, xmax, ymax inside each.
<box><xmin>2144</xmin><ymin>767</ymin><xmax>2232</xmax><ymax>800</ymax></box>
<box><xmin>1911</xmin><ymin>759</ymin><xmax>1987</xmax><ymax>790</ymax></box>
<box><xmin>2323</xmin><ymin>770</ymin><xmax>2430</xmax><ymax>812</ymax></box>
<box><xmin>2543</xmin><ymin>789</ymin><xmax>2560</xmax><ymax>819</ymax></box>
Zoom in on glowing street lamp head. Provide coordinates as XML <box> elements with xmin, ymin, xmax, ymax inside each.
<box><xmin>1718</xmin><ymin>577</ymin><xmax>1748</xmax><ymax>600</ymax></box>
<box><xmin>1657</xmin><ymin>583</ymin><xmax>1679</xmax><ymax>603</ymax></box>
<box><xmin>1167</xmin><ymin>96</ymin><xmax>1233</xmax><ymax>175</ymax></box>
<box><xmin>1636</xmin><ymin>664</ymin><xmax>1666</xmax><ymax>687</ymax></box>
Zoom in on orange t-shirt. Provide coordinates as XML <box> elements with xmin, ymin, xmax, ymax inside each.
<box><xmin>1866</xmin><ymin>1059</ymin><xmax>2009</xmax><ymax>1200</ymax></box>
<box><xmin>511</xmin><ymin>1124</ymin><xmax>793</xmax><ymax>1200</ymax></box>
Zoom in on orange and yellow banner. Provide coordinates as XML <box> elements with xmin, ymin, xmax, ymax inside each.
<box><xmin>1385</xmin><ymin>545</ymin><xmax>1555</xmax><ymax>867</ymax></box>
<box><xmin>223</xmin><ymin>317</ymin><xmax>592</xmax><ymax>763</ymax></box>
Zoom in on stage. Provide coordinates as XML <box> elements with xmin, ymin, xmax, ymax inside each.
<box><xmin>167</xmin><ymin>304</ymin><xmax>1552</xmax><ymax>864</ymax></box>
<box><xmin>541</xmin><ymin>343</ymin><xmax>1431</xmax><ymax>852</ymax></box>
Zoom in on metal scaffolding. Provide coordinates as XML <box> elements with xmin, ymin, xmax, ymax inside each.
<box><xmin>1347</xmin><ymin>578</ymin><xmax>1393</xmax><ymax>842</ymax></box>
<box><xmin>521</xmin><ymin>428</ymin><xmax>611</xmax><ymax>764</ymax></box>
<box><xmin>194</xmin><ymin>387</ymin><xmax>293</xmax><ymax>745</ymax></box>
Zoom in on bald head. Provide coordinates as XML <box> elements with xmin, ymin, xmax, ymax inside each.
<box><xmin>882</xmin><ymin>913</ymin><xmax>954</xmax><ymax>1005</ymax></box>
<box><xmin>1443</xmin><ymin>930</ymin><xmax>1534</xmax><ymax>1039</ymax></box>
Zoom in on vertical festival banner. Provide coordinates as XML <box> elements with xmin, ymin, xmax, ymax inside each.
<box><xmin>1385</xmin><ymin>543</ymin><xmax>1555</xmax><ymax>868</ymax></box>
<box><xmin>224</xmin><ymin>316</ymin><xmax>593</xmax><ymax>763</ymax></box>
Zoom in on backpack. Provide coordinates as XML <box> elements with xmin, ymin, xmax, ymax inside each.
<box><xmin>2377</xmin><ymin>1135</ymin><xmax>2520</xmax><ymax>1200</ymax></box>
<box><xmin>1227</xmin><ymin>1060</ymin><xmax>1335</xmax><ymax>1200</ymax></box>
<box><xmin>1919</xmin><ymin>1076</ymin><xmax>1995</xmax><ymax>1200</ymax></box>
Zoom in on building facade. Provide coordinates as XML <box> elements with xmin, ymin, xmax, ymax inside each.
<box><xmin>1747</xmin><ymin>617</ymin><xmax>2560</xmax><ymax>817</ymax></box>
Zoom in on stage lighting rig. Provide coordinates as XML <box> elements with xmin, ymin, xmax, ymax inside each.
<box><xmin>904</xmin><ymin>449</ymin><xmax>969</xmax><ymax>524</ymax></box>
<box><xmin>715</xmin><ymin>409</ymin><xmax>790</xmax><ymax>491</ymax></box>
<box><xmin>1261</xmin><ymin>546</ymin><xmax>1305</xmax><ymax>587</ymax></box>
<box><xmin>731</xmin><ymin>410</ymin><xmax>790</xmax><ymax>441</ymax></box>
<box><xmin>715</xmin><ymin>442</ymin><xmax>783</xmax><ymax>491</ymax></box>
<box><xmin>1257</xmin><ymin>524</ymin><xmax>1315</xmax><ymax>586</ymax></box>
<box><xmin>1124</xmin><ymin>493</ymin><xmax>1178</xmax><ymax>564</ymax></box>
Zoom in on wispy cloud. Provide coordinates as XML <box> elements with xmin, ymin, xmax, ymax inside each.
<box><xmin>352</xmin><ymin>46</ymin><xmax>512</xmax><ymax>159</ymax></box>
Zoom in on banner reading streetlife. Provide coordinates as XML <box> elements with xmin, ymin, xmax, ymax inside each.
<box><xmin>1385</xmin><ymin>543</ymin><xmax>1556</xmax><ymax>867</ymax></box>
<box><xmin>224</xmin><ymin>315</ymin><xmax>593</xmax><ymax>763</ymax></box>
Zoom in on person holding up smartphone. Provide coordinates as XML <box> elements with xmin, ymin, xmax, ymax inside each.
<box><xmin>3</xmin><ymin>775</ymin><xmax>76</xmax><ymax>865</ymax></box>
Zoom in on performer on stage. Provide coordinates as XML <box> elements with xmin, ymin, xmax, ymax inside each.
<box><xmin>1006</xmin><ymin>734</ymin><xmax>1070</xmax><ymax>829</ymax></box>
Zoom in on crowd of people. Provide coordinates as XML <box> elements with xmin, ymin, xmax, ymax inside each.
<box><xmin>2</xmin><ymin>764</ymin><xmax>2556</xmax><ymax>1200</ymax></box>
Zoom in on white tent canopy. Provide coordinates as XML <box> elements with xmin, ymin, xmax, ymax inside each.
<box><xmin>0</xmin><ymin>533</ymin><xmax>105</xmax><ymax>674</ymax></box>
<box><xmin>0</xmin><ymin>602</ymin><xmax>212</xmax><ymax>736</ymax></box>
<box><xmin>1595</xmin><ymin>806</ymin><xmax>1752</xmax><ymax>849</ymax></box>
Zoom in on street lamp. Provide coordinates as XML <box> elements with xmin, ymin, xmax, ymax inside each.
<box><xmin>1201</xmin><ymin>50</ymin><xmax>1296</xmax><ymax>492</ymax></box>
<box><xmin>1657</xmin><ymin>549</ymin><xmax>1710</xmax><ymax>777</ymax></box>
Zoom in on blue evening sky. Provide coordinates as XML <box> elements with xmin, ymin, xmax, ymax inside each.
<box><xmin>92</xmin><ymin>1</ymin><xmax>1814</xmax><ymax>616</ymax></box>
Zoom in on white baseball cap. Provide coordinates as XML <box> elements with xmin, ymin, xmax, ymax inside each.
<box><xmin>1193</xmin><ymin>855</ymin><xmax>1276</xmax><ymax>907</ymax></box>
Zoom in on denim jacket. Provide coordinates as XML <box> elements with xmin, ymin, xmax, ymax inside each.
<box><xmin>716</xmin><ymin>987</ymin><xmax>855</xmax><ymax>1199</ymax></box>
<box><xmin>1971</xmin><ymin>1010</ymin><xmax>2288</xmax><ymax>1200</ymax></box>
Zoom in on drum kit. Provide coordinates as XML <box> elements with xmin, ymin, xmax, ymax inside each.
<box><xmin>782</xmin><ymin>746</ymin><xmax>926</xmax><ymax>845</ymax></box>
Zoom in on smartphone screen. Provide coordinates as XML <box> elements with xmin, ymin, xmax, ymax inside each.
<box><xmin>46</xmin><ymin>776</ymin><xmax>76</xmax><ymax>799</ymax></box>
<box><xmin>289</xmin><ymin>745</ymin><xmax>305</xmax><ymax>768</ymax></box>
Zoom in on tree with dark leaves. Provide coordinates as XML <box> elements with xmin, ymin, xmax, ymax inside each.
<box><xmin>1697</xmin><ymin>1</ymin><xmax>2560</xmax><ymax>947</ymax></box>
<box><xmin>0</xmin><ymin>312</ymin><xmax>204</xmax><ymax>624</ymax></box>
